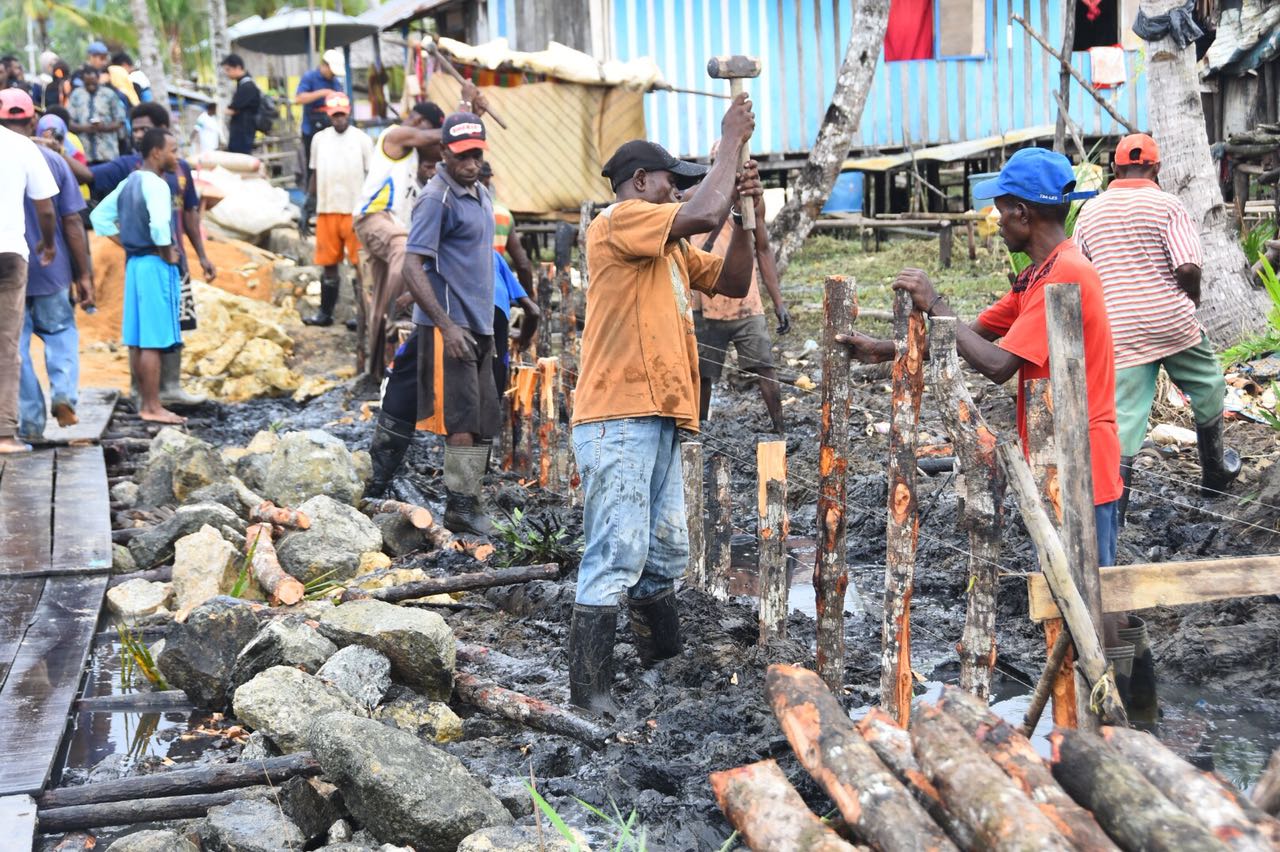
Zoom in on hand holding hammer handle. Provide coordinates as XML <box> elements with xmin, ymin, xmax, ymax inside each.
<box><xmin>708</xmin><ymin>55</ymin><xmax>763</xmax><ymax>230</ymax></box>
<box><xmin>424</xmin><ymin>40</ymin><xmax>509</xmax><ymax>130</ymax></box>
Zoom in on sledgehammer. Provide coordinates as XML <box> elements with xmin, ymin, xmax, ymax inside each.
<box><xmin>707</xmin><ymin>54</ymin><xmax>761</xmax><ymax>230</ymax></box>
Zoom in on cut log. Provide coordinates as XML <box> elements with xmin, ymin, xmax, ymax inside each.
<box><xmin>765</xmin><ymin>665</ymin><xmax>956</xmax><ymax>851</ymax></box>
<box><xmin>453</xmin><ymin>671</ymin><xmax>608</xmax><ymax>746</ymax></box>
<box><xmin>937</xmin><ymin>687</ymin><xmax>1118</xmax><ymax>851</ymax></box>
<box><xmin>709</xmin><ymin>759</ymin><xmax>860</xmax><ymax>852</ymax></box>
<box><xmin>243</xmin><ymin>523</ymin><xmax>306</xmax><ymax>606</ymax></box>
<box><xmin>857</xmin><ymin>707</ymin><xmax>977</xmax><ymax>850</ymax></box>
<box><xmin>1100</xmin><ymin>726</ymin><xmax>1277</xmax><ymax>851</ymax></box>
<box><xmin>1253</xmin><ymin>747</ymin><xmax>1280</xmax><ymax>816</ymax></box>
<box><xmin>250</xmin><ymin>501</ymin><xmax>311</xmax><ymax>530</ymax></box>
<box><xmin>39</xmin><ymin>754</ymin><xmax>319</xmax><ymax>809</ymax></box>
<box><xmin>361</xmin><ymin>498</ymin><xmax>434</xmax><ymax>529</ymax></box>
<box><xmin>911</xmin><ymin>703</ymin><xmax>1074</xmax><ymax>851</ymax></box>
<box><xmin>340</xmin><ymin>563</ymin><xmax>560</xmax><ymax>603</ymax></box>
<box><xmin>36</xmin><ymin>787</ymin><xmax>272</xmax><ymax>832</ymax></box>
<box><xmin>1050</xmin><ymin>729</ymin><xmax>1228</xmax><ymax>851</ymax></box>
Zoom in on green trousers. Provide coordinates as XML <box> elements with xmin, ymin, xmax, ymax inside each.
<box><xmin>1115</xmin><ymin>333</ymin><xmax>1226</xmax><ymax>456</ymax></box>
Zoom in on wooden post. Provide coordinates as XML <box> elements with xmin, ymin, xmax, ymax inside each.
<box><xmin>938</xmin><ymin>220</ymin><xmax>954</xmax><ymax>269</ymax></box>
<box><xmin>757</xmin><ymin>441</ymin><xmax>788</xmax><ymax>644</ymax></box>
<box><xmin>495</xmin><ymin>359</ymin><xmax>514</xmax><ymax>471</ymax></box>
<box><xmin>966</xmin><ymin>221</ymin><xmax>977</xmax><ymax>261</ymax></box>
<box><xmin>1054</xmin><ymin>0</ymin><xmax>1077</xmax><ymax>153</ymax></box>
<box><xmin>929</xmin><ymin>318</ymin><xmax>1005</xmax><ymax>699</ymax></box>
<box><xmin>535</xmin><ymin>262</ymin><xmax>554</xmax><ymax>359</ymax></box>
<box><xmin>815</xmin><ymin>275</ymin><xmax>857</xmax><ymax>690</ymax></box>
<box><xmin>682</xmin><ymin>441</ymin><xmax>706</xmax><ymax>591</ymax></box>
<box><xmin>1045</xmin><ymin>283</ymin><xmax>1106</xmax><ymax>732</ymax></box>
<box><xmin>565</xmin><ymin>388</ymin><xmax>580</xmax><ymax>506</ymax></box>
<box><xmin>707</xmin><ymin>453</ymin><xmax>733</xmax><ymax>600</ymax></box>
<box><xmin>536</xmin><ymin>357</ymin><xmax>558</xmax><ymax>489</ymax></box>
<box><xmin>513</xmin><ymin>365</ymin><xmax>538</xmax><ymax>478</ymax></box>
<box><xmin>881</xmin><ymin>288</ymin><xmax>925</xmax><ymax>724</ymax></box>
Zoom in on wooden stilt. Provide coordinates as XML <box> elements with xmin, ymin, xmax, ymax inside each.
<box><xmin>815</xmin><ymin>274</ymin><xmax>857</xmax><ymax>690</ymax></box>
<box><xmin>881</xmin><ymin>288</ymin><xmax>925</xmax><ymax>724</ymax></box>
<box><xmin>757</xmin><ymin>441</ymin><xmax>788</xmax><ymax>644</ymax></box>
<box><xmin>535</xmin><ymin>263</ymin><xmax>554</xmax><ymax>359</ymax></box>
<box><xmin>512</xmin><ymin>364</ymin><xmax>538</xmax><ymax>478</ymax></box>
<box><xmin>681</xmin><ymin>441</ymin><xmax>706</xmax><ymax>591</ymax></box>
<box><xmin>938</xmin><ymin>220</ymin><xmax>954</xmax><ymax>268</ymax></box>
<box><xmin>707</xmin><ymin>453</ymin><xmax>733</xmax><ymax>600</ymax></box>
<box><xmin>536</xmin><ymin>358</ymin><xmax>558</xmax><ymax>489</ymax></box>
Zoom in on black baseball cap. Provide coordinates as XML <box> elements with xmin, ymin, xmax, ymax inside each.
<box><xmin>442</xmin><ymin>111</ymin><xmax>486</xmax><ymax>153</ymax></box>
<box><xmin>602</xmin><ymin>140</ymin><xmax>709</xmax><ymax>190</ymax></box>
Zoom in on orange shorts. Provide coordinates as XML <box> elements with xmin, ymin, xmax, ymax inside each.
<box><xmin>314</xmin><ymin>213</ymin><xmax>361</xmax><ymax>266</ymax></box>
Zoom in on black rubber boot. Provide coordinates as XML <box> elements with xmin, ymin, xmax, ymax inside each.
<box><xmin>1117</xmin><ymin>456</ymin><xmax>1135</xmax><ymax>528</ymax></box>
<box><xmin>1105</xmin><ymin>643</ymin><xmax>1135</xmax><ymax>713</ymax></box>
<box><xmin>568</xmin><ymin>604</ymin><xmax>621</xmax><ymax>717</ymax></box>
<box><xmin>1197</xmin><ymin>413</ymin><xmax>1242</xmax><ymax>496</ymax></box>
<box><xmin>628</xmin><ymin>589</ymin><xmax>684</xmax><ymax>667</ymax></box>
<box><xmin>365</xmin><ymin>413</ymin><xmax>415</xmax><ymax>498</ymax></box>
<box><xmin>303</xmin><ymin>275</ymin><xmax>339</xmax><ymax>326</ymax></box>
<box><xmin>442</xmin><ymin>445</ymin><xmax>494</xmax><ymax>536</ymax></box>
<box><xmin>1118</xmin><ymin>615</ymin><xmax>1159</xmax><ymax>728</ymax></box>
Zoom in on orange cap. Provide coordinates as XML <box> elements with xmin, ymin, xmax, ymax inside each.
<box><xmin>1115</xmin><ymin>133</ymin><xmax>1160</xmax><ymax>166</ymax></box>
<box><xmin>323</xmin><ymin>93</ymin><xmax>351</xmax><ymax>115</ymax></box>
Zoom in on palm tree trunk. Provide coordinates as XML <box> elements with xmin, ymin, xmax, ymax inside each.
<box><xmin>209</xmin><ymin>0</ymin><xmax>231</xmax><ymax>132</ymax></box>
<box><xmin>767</xmin><ymin>0</ymin><xmax>891</xmax><ymax>276</ymax></box>
<box><xmin>129</xmin><ymin>0</ymin><xmax>169</xmax><ymax>107</ymax></box>
<box><xmin>1140</xmin><ymin>0</ymin><xmax>1266</xmax><ymax>346</ymax></box>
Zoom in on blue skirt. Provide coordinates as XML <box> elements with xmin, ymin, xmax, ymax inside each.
<box><xmin>122</xmin><ymin>254</ymin><xmax>182</xmax><ymax>350</ymax></box>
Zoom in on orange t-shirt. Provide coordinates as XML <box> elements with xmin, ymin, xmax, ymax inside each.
<box><xmin>573</xmin><ymin>199</ymin><xmax>724</xmax><ymax>431</ymax></box>
<box><xmin>977</xmin><ymin>240</ymin><xmax>1123</xmax><ymax>506</ymax></box>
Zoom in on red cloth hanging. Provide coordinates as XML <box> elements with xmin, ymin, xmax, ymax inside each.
<box><xmin>884</xmin><ymin>0</ymin><xmax>935</xmax><ymax>61</ymax></box>
<box><xmin>1080</xmin><ymin>0</ymin><xmax>1103</xmax><ymax>22</ymax></box>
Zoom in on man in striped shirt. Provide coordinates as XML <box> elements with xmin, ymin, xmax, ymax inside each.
<box><xmin>1075</xmin><ymin>134</ymin><xmax>1241</xmax><ymax>526</ymax></box>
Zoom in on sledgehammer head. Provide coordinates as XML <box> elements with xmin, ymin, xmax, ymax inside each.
<box><xmin>707</xmin><ymin>55</ymin><xmax>761</xmax><ymax>79</ymax></box>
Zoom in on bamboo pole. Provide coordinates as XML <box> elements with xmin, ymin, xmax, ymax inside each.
<box><xmin>537</xmin><ymin>357</ymin><xmax>558</xmax><ymax>489</ymax></box>
<box><xmin>881</xmin><ymin>288</ymin><xmax>925</xmax><ymax>724</ymax></box>
<box><xmin>707</xmin><ymin>453</ymin><xmax>733</xmax><ymax>600</ymax></box>
<box><xmin>757</xmin><ymin>441</ymin><xmax>788</xmax><ymax>644</ymax></box>
<box><xmin>928</xmin><ymin>318</ymin><xmax>1005</xmax><ymax>699</ymax></box>
<box><xmin>682</xmin><ymin>441</ymin><xmax>706</xmax><ymax>591</ymax></box>
<box><xmin>816</xmin><ymin>274</ymin><xmax>857</xmax><ymax>690</ymax></box>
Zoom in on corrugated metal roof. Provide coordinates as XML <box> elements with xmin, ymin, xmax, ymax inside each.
<box><xmin>358</xmin><ymin>0</ymin><xmax>454</xmax><ymax>32</ymax></box>
<box><xmin>842</xmin><ymin>124</ymin><xmax>1057</xmax><ymax>171</ymax></box>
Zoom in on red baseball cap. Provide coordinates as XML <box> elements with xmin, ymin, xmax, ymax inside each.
<box><xmin>0</xmin><ymin>89</ymin><xmax>36</xmax><ymax>120</ymax></box>
<box><xmin>323</xmin><ymin>93</ymin><xmax>351</xmax><ymax>115</ymax></box>
<box><xmin>1115</xmin><ymin>133</ymin><xmax>1160</xmax><ymax>166</ymax></box>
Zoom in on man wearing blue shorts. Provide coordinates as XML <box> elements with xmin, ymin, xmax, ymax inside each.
<box><xmin>90</xmin><ymin>128</ymin><xmax>186</xmax><ymax>424</ymax></box>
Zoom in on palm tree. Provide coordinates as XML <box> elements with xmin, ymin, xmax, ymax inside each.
<box><xmin>130</xmin><ymin>0</ymin><xmax>168</xmax><ymax>106</ymax></box>
<box><xmin>21</xmin><ymin>0</ymin><xmax>134</xmax><ymax>52</ymax></box>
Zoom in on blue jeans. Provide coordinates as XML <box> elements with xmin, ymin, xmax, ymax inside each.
<box><xmin>19</xmin><ymin>291</ymin><xmax>79</xmax><ymax>440</ymax></box>
<box><xmin>1095</xmin><ymin>500</ymin><xmax>1118</xmax><ymax>568</ymax></box>
<box><xmin>572</xmin><ymin>416</ymin><xmax>689</xmax><ymax>607</ymax></box>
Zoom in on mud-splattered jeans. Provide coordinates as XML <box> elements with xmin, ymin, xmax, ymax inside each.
<box><xmin>572</xmin><ymin>415</ymin><xmax>689</xmax><ymax>607</ymax></box>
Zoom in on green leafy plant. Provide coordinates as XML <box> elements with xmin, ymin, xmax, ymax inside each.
<box><xmin>117</xmin><ymin>623</ymin><xmax>169</xmax><ymax>691</ymax></box>
<box><xmin>525</xmin><ymin>783</ymin><xmax>649</xmax><ymax>852</ymax></box>
<box><xmin>304</xmin><ymin>569</ymin><xmax>342</xmax><ymax>600</ymax></box>
<box><xmin>1243</xmin><ymin>220</ymin><xmax>1278</xmax><ymax>266</ymax></box>
<box><xmin>230</xmin><ymin>533</ymin><xmax>260</xmax><ymax>598</ymax></box>
<box><xmin>492</xmin><ymin>507</ymin><xmax>582</xmax><ymax>570</ymax></box>
<box><xmin>1221</xmin><ymin>256</ymin><xmax>1280</xmax><ymax>369</ymax></box>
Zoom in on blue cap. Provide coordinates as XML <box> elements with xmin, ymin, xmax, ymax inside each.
<box><xmin>87</xmin><ymin>41</ymin><xmax>109</xmax><ymax>55</ymax></box>
<box><xmin>973</xmin><ymin>147</ymin><xmax>1097</xmax><ymax>205</ymax></box>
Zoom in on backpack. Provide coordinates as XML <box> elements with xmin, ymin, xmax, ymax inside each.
<box><xmin>255</xmin><ymin>90</ymin><xmax>277</xmax><ymax>133</ymax></box>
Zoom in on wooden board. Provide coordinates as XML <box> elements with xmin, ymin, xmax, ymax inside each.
<box><xmin>0</xmin><ymin>578</ymin><xmax>45</xmax><ymax>692</ymax></box>
<box><xmin>0</xmin><ymin>795</ymin><xmax>36</xmax><ymax>849</ymax></box>
<box><xmin>0</xmin><ymin>575</ymin><xmax>108</xmax><ymax>796</ymax></box>
<box><xmin>50</xmin><ymin>446</ymin><xmax>111</xmax><ymax>576</ymax></box>
<box><xmin>0</xmin><ymin>452</ymin><xmax>53</xmax><ymax>577</ymax></box>
<box><xmin>37</xmin><ymin>388</ymin><xmax>118</xmax><ymax>445</ymax></box>
<box><xmin>1027</xmin><ymin>554</ymin><xmax>1280</xmax><ymax>621</ymax></box>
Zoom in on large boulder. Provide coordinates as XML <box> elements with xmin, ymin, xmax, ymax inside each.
<box><xmin>262</xmin><ymin>430</ymin><xmax>365</xmax><ymax>507</ymax></box>
<box><xmin>275</xmin><ymin>495</ymin><xmax>382</xmax><ymax>584</ymax></box>
<box><xmin>129</xmin><ymin>502</ymin><xmax>247</xmax><ymax>569</ymax></box>
<box><xmin>200</xmin><ymin>798</ymin><xmax>306</xmax><ymax>852</ymax></box>
<box><xmin>228</xmin><ymin>617</ymin><xmax>338</xmax><ymax>693</ymax></box>
<box><xmin>373</xmin><ymin>693</ymin><xmax>462</xmax><ymax>743</ymax></box>
<box><xmin>171</xmin><ymin>440</ymin><xmax>230</xmax><ymax>503</ymax></box>
<box><xmin>233</xmin><ymin>666</ymin><xmax>361</xmax><ymax>753</ymax></box>
<box><xmin>278</xmin><ymin>775</ymin><xmax>345</xmax><ymax>845</ymax></box>
<box><xmin>135</xmin><ymin>428</ymin><xmax>226</xmax><ymax>507</ymax></box>
<box><xmin>317</xmin><ymin>645</ymin><xmax>391</xmax><ymax>709</ymax></box>
<box><xmin>106</xmin><ymin>579</ymin><xmax>172</xmax><ymax>623</ymax></box>
<box><xmin>171</xmin><ymin>525</ymin><xmax>245</xmax><ymax>618</ymax></box>
<box><xmin>457</xmin><ymin>827</ymin><xmax>586</xmax><ymax>852</ymax></box>
<box><xmin>372</xmin><ymin>512</ymin><xmax>426</xmax><ymax>557</ymax></box>
<box><xmin>306</xmin><ymin>713</ymin><xmax>511</xmax><ymax>850</ymax></box>
<box><xmin>106</xmin><ymin>830</ymin><xmax>199</xmax><ymax>852</ymax></box>
<box><xmin>318</xmin><ymin>600</ymin><xmax>455</xmax><ymax>700</ymax></box>
<box><xmin>159</xmin><ymin>596</ymin><xmax>266</xmax><ymax>709</ymax></box>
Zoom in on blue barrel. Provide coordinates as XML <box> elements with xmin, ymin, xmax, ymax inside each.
<box><xmin>969</xmin><ymin>172</ymin><xmax>1002</xmax><ymax>209</ymax></box>
<box><xmin>821</xmin><ymin>171</ymin><xmax>865</xmax><ymax>214</ymax></box>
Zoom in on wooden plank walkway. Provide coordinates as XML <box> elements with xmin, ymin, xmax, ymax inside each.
<box><xmin>35</xmin><ymin>388</ymin><xmax>118</xmax><ymax>446</ymax></box>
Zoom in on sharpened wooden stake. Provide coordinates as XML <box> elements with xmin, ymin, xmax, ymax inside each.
<box><xmin>681</xmin><ymin>441</ymin><xmax>706</xmax><ymax>591</ymax></box>
<box><xmin>882</xmin><ymin>288</ymin><xmax>925</xmax><ymax>724</ymax></box>
<box><xmin>815</xmin><ymin>274</ymin><xmax>857</xmax><ymax>690</ymax></box>
<box><xmin>536</xmin><ymin>357</ymin><xmax>558</xmax><ymax>489</ymax></box>
<box><xmin>707</xmin><ymin>453</ymin><xmax>733</xmax><ymax>600</ymax></box>
<box><xmin>756</xmin><ymin>441</ymin><xmax>788</xmax><ymax>644</ymax></box>
<box><xmin>512</xmin><ymin>364</ymin><xmax>538</xmax><ymax>477</ymax></box>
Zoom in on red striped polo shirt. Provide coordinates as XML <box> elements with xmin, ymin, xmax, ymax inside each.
<box><xmin>1073</xmin><ymin>178</ymin><xmax>1203</xmax><ymax>369</ymax></box>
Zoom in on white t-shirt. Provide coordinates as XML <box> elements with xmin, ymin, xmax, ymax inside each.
<box><xmin>311</xmin><ymin>126</ymin><xmax>374</xmax><ymax>214</ymax></box>
<box><xmin>353</xmin><ymin>130</ymin><xmax>418</xmax><ymax>224</ymax></box>
<box><xmin>0</xmin><ymin>126</ymin><xmax>59</xmax><ymax>261</ymax></box>
<box><xmin>194</xmin><ymin>111</ymin><xmax>222</xmax><ymax>156</ymax></box>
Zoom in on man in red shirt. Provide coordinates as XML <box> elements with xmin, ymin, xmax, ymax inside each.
<box><xmin>839</xmin><ymin>147</ymin><xmax>1125</xmax><ymax>636</ymax></box>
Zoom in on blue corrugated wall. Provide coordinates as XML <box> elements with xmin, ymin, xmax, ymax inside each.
<box><xmin>488</xmin><ymin>0</ymin><xmax>1149</xmax><ymax>159</ymax></box>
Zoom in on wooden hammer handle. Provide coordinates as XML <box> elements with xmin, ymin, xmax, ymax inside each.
<box><xmin>728</xmin><ymin>79</ymin><xmax>755</xmax><ymax>230</ymax></box>
<box><xmin>425</xmin><ymin>41</ymin><xmax>509</xmax><ymax>130</ymax></box>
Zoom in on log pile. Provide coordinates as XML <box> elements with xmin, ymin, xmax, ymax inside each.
<box><xmin>713</xmin><ymin>666</ymin><xmax>1277</xmax><ymax>851</ymax></box>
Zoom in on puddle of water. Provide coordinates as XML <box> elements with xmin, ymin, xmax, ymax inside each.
<box><xmin>725</xmin><ymin>537</ymin><xmax>868</xmax><ymax>622</ymax></box>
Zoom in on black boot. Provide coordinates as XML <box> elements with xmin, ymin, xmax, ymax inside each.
<box><xmin>303</xmin><ymin>274</ymin><xmax>339</xmax><ymax>326</ymax></box>
<box><xmin>1197</xmin><ymin>413</ymin><xmax>1242</xmax><ymax>496</ymax></box>
<box><xmin>1117</xmin><ymin>456</ymin><xmax>1135</xmax><ymax>528</ymax></box>
<box><xmin>366</xmin><ymin>413</ymin><xmax>415</xmax><ymax>498</ymax></box>
<box><xmin>1106</xmin><ymin>643</ymin><xmax>1135</xmax><ymax>712</ymax></box>
<box><xmin>628</xmin><ymin>589</ymin><xmax>684</xmax><ymax>667</ymax></box>
<box><xmin>568</xmin><ymin>604</ymin><xmax>621</xmax><ymax>717</ymax></box>
<box><xmin>442</xmin><ymin>445</ymin><xmax>494</xmax><ymax>536</ymax></box>
<box><xmin>1118</xmin><ymin>615</ymin><xmax>1159</xmax><ymax>728</ymax></box>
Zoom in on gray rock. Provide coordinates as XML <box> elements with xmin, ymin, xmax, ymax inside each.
<box><xmin>106</xmin><ymin>829</ymin><xmax>199</xmax><ymax>852</ymax></box>
<box><xmin>306</xmin><ymin>713</ymin><xmax>511</xmax><ymax>851</ymax></box>
<box><xmin>186</xmin><ymin>480</ymin><xmax>244</xmax><ymax>514</ymax></box>
<box><xmin>275</xmin><ymin>495</ymin><xmax>382</xmax><ymax>584</ymax></box>
<box><xmin>106</xmin><ymin>578</ymin><xmax>172</xmax><ymax>623</ymax></box>
<box><xmin>372</xmin><ymin>512</ymin><xmax>426</xmax><ymax>557</ymax></box>
<box><xmin>110</xmin><ymin>480</ymin><xmax>140</xmax><ymax>508</ymax></box>
<box><xmin>111</xmin><ymin>542</ymin><xmax>138</xmax><ymax>574</ymax></box>
<box><xmin>233</xmin><ymin>666</ymin><xmax>360</xmax><ymax>753</ymax></box>
<box><xmin>327</xmin><ymin>819</ymin><xmax>353</xmax><ymax>844</ymax></box>
<box><xmin>238</xmin><ymin>730</ymin><xmax>277</xmax><ymax>762</ymax></box>
<box><xmin>229</xmin><ymin>618</ymin><xmax>338</xmax><ymax>693</ymax></box>
<box><xmin>318</xmin><ymin>600</ymin><xmax>455</xmax><ymax>699</ymax></box>
<box><xmin>317</xmin><ymin>645</ymin><xmax>391</xmax><ymax>709</ymax></box>
<box><xmin>488</xmin><ymin>778</ymin><xmax>534</xmax><ymax>819</ymax></box>
<box><xmin>315</xmin><ymin>845</ymin><xmax>373</xmax><ymax>852</ymax></box>
<box><xmin>171</xmin><ymin>525</ymin><xmax>242</xmax><ymax>618</ymax></box>
<box><xmin>263</xmin><ymin>430</ymin><xmax>365</xmax><ymax>507</ymax></box>
<box><xmin>159</xmin><ymin>596</ymin><xmax>266</xmax><ymax>709</ymax></box>
<box><xmin>171</xmin><ymin>440</ymin><xmax>230</xmax><ymax>503</ymax></box>
<box><xmin>129</xmin><ymin>502</ymin><xmax>247</xmax><ymax>569</ymax></box>
<box><xmin>235</xmin><ymin>452</ymin><xmax>274</xmax><ymax>494</ymax></box>
<box><xmin>373</xmin><ymin>694</ymin><xmax>463</xmax><ymax>743</ymax></box>
<box><xmin>279</xmin><ymin>775</ymin><xmax>345</xmax><ymax>844</ymax></box>
<box><xmin>456</xmin><ymin>826</ymin><xmax>585</xmax><ymax>852</ymax></box>
<box><xmin>200</xmin><ymin>798</ymin><xmax>305</xmax><ymax>852</ymax></box>
<box><xmin>135</xmin><ymin>428</ymin><xmax>212</xmax><ymax>507</ymax></box>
